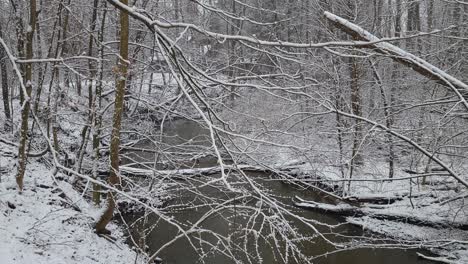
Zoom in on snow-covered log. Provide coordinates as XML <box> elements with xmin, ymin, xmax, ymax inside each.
<box><xmin>119</xmin><ymin>161</ymin><xmax>308</xmax><ymax>178</ymax></box>
<box><xmin>416</xmin><ymin>253</ymin><xmax>459</xmax><ymax>264</ymax></box>
<box><xmin>294</xmin><ymin>196</ymin><xmax>468</xmax><ymax>230</ymax></box>
<box><xmin>343</xmin><ymin>192</ymin><xmax>427</xmax><ymax>205</ymax></box>
<box><xmin>120</xmin><ymin>164</ymin><xmax>268</xmax><ymax>177</ymax></box>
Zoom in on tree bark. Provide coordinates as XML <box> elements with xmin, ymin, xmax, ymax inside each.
<box><xmin>33</xmin><ymin>0</ymin><xmax>46</xmax><ymax>114</ymax></box>
<box><xmin>11</xmin><ymin>1</ymin><xmax>26</xmax><ymax>104</ymax></box>
<box><xmin>92</xmin><ymin>1</ymin><xmax>108</xmax><ymax>205</ymax></box>
<box><xmin>0</xmin><ymin>23</ymin><xmax>11</xmax><ymax>124</ymax></box>
<box><xmin>370</xmin><ymin>60</ymin><xmax>395</xmax><ymax>178</ymax></box>
<box><xmin>95</xmin><ymin>0</ymin><xmax>129</xmax><ymax>234</ymax></box>
<box><xmin>16</xmin><ymin>0</ymin><xmax>37</xmax><ymax>192</ymax></box>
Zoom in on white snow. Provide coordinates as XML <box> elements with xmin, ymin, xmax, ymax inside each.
<box><xmin>0</xmin><ymin>153</ymin><xmax>146</xmax><ymax>264</ymax></box>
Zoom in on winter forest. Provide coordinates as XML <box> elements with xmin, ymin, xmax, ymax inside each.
<box><xmin>1</xmin><ymin>0</ymin><xmax>468</xmax><ymax>263</ymax></box>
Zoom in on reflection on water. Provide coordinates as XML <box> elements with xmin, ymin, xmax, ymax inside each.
<box><xmin>122</xmin><ymin>119</ymin><xmax>435</xmax><ymax>264</ymax></box>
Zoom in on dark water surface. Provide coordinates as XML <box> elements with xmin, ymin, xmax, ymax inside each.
<box><xmin>122</xmin><ymin>119</ymin><xmax>435</xmax><ymax>264</ymax></box>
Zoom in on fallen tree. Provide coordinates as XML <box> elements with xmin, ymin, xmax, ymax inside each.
<box><xmin>119</xmin><ymin>160</ymin><xmax>306</xmax><ymax>177</ymax></box>
<box><xmin>294</xmin><ymin>196</ymin><xmax>468</xmax><ymax>230</ymax></box>
<box><xmin>342</xmin><ymin>192</ymin><xmax>431</xmax><ymax>205</ymax></box>
<box><xmin>120</xmin><ymin>164</ymin><xmax>269</xmax><ymax>178</ymax></box>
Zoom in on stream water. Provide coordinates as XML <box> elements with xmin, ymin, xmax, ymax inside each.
<box><xmin>122</xmin><ymin>119</ymin><xmax>435</xmax><ymax>264</ymax></box>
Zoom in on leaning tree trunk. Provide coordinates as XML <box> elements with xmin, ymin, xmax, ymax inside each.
<box><xmin>16</xmin><ymin>0</ymin><xmax>37</xmax><ymax>192</ymax></box>
<box><xmin>95</xmin><ymin>0</ymin><xmax>129</xmax><ymax>234</ymax></box>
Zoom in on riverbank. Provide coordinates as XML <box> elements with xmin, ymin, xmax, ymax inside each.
<box><xmin>288</xmin><ymin>161</ymin><xmax>468</xmax><ymax>263</ymax></box>
<box><xmin>0</xmin><ymin>72</ymin><xmax>203</xmax><ymax>263</ymax></box>
<box><xmin>0</xmin><ymin>86</ymin><xmax>162</xmax><ymax>263</ymax></box>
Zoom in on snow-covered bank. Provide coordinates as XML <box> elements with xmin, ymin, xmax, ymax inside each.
<box><xmin>348</xmin><ymin>217</ymin><xmax>468</xmax><ymax>264</ymax></box>
<box><xmin>0</xmin><ymin>137</ymin><xmax>146</xmax><ymax>264</ymax></box>
<box><xmin>292</xmin><ymin>166</ymin><xmax>468</xmax><ymax>264</ymax></box>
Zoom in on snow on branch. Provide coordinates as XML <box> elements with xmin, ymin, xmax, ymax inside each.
<box><xmin>106</xmin><ymin>0</ymin><xmax>428</xmax><ymax>50</ymax></box>
<box><xmin>324</xmin><ymin>11</ymin><xmax>468</xmax><ymax>109</ymax></box>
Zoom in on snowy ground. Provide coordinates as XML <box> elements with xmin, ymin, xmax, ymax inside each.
<box><xmin>0</xmin><ymin>144</ymin><xmax>150</xmax><ymax>264</ymax></box>
<box><xmin>0</xmin><ymin>141</ymin><xmax>147</xmax><ymax>264</ymax></box>
<box><xmin>0</xmin><ymin>81</ymin><xmax>158</xmax><ymax>264</ymax></box>
<box><xmin>0</xmin><ymin>72</ymin><xmax>190</xmax><ymax>264</ymax></box>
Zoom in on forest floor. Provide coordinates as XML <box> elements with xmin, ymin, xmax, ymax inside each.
<box><xmin>0</xmin><ymin>139</ymin><xmax>148</xmax><ymax>264</ymax></box>
<box><xmin>0</xmin><ymin>80</ymin><xmax>161</xmax><ymax>264</ymax></box>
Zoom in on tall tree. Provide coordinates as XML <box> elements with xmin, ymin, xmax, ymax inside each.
<box><xmin>16</xmin><ymin>0</ymin><xmax>37</xmax><ymax>192</ymax></box>
<box><xmin>92</xmin><ymin>1</ymin><xmax>108</xmax><ymax>205</ymax></box>
<box><xmin>95</xmin><ymin>0</ymin><xmax>129</xmax><ymax>234</ymax></box>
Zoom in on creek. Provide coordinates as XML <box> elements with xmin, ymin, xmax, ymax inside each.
<box><xmin>122</xmin><ymin>119</ymin><xmax>435</xmax><ymax>264</ymax></box>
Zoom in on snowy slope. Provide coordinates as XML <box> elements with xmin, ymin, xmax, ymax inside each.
<box><xmin>0</xmin><ymin>142</ymin><xmax>146</xmax><ymax>264</ymax></box>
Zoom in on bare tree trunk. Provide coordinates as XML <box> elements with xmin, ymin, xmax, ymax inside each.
<box><xmin>228</xmin><ymin>0</ymin><xmax>238</xmax><ymax>105</ymax></box>
<box><xmin>74</xmin><ymin>0</ymin><xmax>100</xmax><ymax>175</ymax></box>
<box><xmin>347</xmin><ymin>54</ymin><xmax>363</xmax><ymax>193</ymax></box>
<box><xmin>334</xmin><ymin>83</ymin><xmax>346</xmax><ymax>180</ymax></box>
<box><xmin>61</xmin><ymin>0</ymin><xmax>71</xmax><ymax>91</ymax></box>
<box><xmin>34</xmin><ymin>0</ymin><xmax>60</xmax><ymax>115</ymax></box>
<box><xmin>16</xmin><ymin>0</ymin><xmax>37</xmax><ymax>192</ymax></box>
<box><xmin>33</xmin><ymin>0</ymin><xmax>45</xmax><ymax>115</ymax></box>
<box><xmin>370</xmin><ymin>60</ymin><xmax>395</xmax><ymax>178</ymax></box>
<box><xmin>148</xmin><ymin>44</ymin><xmax>155</xmax><ymax>95</ymax></box>
<box><xmin>0</xmin><ymin>23</ymin><xmax>11</xmax><ymax>125</ymax></box>
<box><xmin>92</xmin><ymin>1</ymin><xmax>108</xmax><ymax>205</ymax></box>
<box><xmin>48</xmin><ymin>0</ymin><xmax>68</xmax><ymax>154</ymax></box>
<box><xmin>12</xmin><ymin>1</ymin><xmax>26</xmax><ymax>103</ymax></box>
<box><xmin>76</xmin><ymin>74</ymin><xmax>82</xmax><ymax>96</ymax></box>
<box><xmin>95</xmin><ymin>0</ymin><xmax>129</xmax><ymax>234</ymax></box>
<box><xmin>87</xmin><ymin>0</ymin><xmax>98</xmax><ymax>110</ymax></box>
<box><xmin>341</xmin><ymin>0</ymin><xmax>364</xmax><ymax>194</ymax></box>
